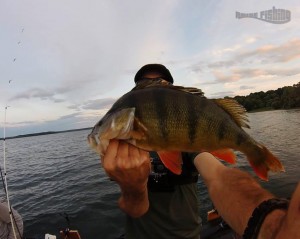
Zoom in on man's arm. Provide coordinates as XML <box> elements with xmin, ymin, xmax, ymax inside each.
<box><xmin>101</xmin><ymin>140</ymin><xmax>151</xmax><ymax>218</ymax></box>
<box><xmin>194</xmin><ymin>152</ymin><xmax>297</xmax><ymax>238</ymax></box>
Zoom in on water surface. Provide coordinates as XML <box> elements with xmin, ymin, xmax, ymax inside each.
<box><xmin>0</xmin><ymin>109</ymin><xmax>299</xmax><ymax>238</ymax></box>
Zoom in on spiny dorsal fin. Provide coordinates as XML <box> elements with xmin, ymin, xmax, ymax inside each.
<box><xmin>213</xmin><ymin>98</ymin><xmax>250</xmax><ymax>128</ymax></box>
<box><xmin>175</xmin><ymin>86</ymin><xmax>204</xmax><ymax>96</ymax></box>
<box><xmin>132</xmin><ymin>79</ymin><xmax>205</xmax><ymax>96</ymax></box>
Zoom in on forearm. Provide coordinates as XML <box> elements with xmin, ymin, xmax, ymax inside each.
<box><xmin>101</xmin><ymin>140</ymin><xmax>151</xmax><ymax>218</ymax></box>
<box><xmin>118</xmin><ymin>186</ymin><xmax>149</xmax><ymax>218</ymax></box>
<box><xmin>194</xmin><ymin>152</ymin><xmax>275</xmax><ymax>235</ymax></box>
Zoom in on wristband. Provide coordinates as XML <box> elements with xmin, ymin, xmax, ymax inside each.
<box><xmin>243</xmin><ymin>198</ymin><xmax>289</xmax><ymax>239</ymax></box>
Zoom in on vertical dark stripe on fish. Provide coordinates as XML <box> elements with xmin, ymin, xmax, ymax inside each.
<box><xmin>125</xmin><ymin>91</ymin><xmax>137</xmax><ymax>110</ymax></box>
<box><xmin>154</xmin><ymin>89</ymin><xmax>169</xmax><ymax>140</ymax></box>
<box><xmin>218</xmin><ymin>120</ymin><xmax>227</xmax><ymax>140</ymax></box>
<box><xmin>236</xmin><ymin>132</ymin><xmax>246</xmax><ymax>146</ymax></box>
<box><xmin>186</xmin><ymin>94</ymin><xmax>199</xmax><ymax>144</ymax></box>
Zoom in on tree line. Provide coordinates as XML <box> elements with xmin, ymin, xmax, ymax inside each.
<box><xmin>229</xmin><ymin>82</ymin><xmax>300</xmax><ymax>111</ymax></box>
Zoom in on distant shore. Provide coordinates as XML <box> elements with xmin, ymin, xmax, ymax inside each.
<box><xmin>0</xmin><ymin>127</ymin><xmax>92</xmax><ymax>140</ymax></box>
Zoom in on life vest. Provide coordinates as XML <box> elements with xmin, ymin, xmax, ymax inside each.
<box><xmin>148</xmin><ymin>152</ymin><xmax>199</xmax><ymax>192</ymax></box>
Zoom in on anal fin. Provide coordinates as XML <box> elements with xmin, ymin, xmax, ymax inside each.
<box><xmin>210</xmin><ymin>149</ymin><xmax>236</xmax><ymax>164</ymax></box>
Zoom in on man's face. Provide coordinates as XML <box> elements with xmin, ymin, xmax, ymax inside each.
<box><xmin>142</xmin><ymin>72</ymin><xmax>162</xmax><ymax>78</ymax></box>
<box><xmin>140</xmin><ymin>72</ymin><xmax>170</xmax><ymax>84</ymax></box>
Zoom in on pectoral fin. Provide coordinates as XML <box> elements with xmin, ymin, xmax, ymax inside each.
<box><xmin>210</xmin><ymin>149</ymin><xmax>236</xmax><ymax>164</ymax></box>
<box><xmin>157</xmin><ymin>151</ymin><xmax>183</xmax><ymax>175</ymax></box>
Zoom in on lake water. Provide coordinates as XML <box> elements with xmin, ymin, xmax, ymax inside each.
<box><xmin>0</xmin><ymin>109</ymin><xmax>299</xmax><ymax>239</ymax></box>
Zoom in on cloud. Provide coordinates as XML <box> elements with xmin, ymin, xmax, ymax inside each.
<box><xmin>8</xmin><ymin>81</ymin><xmax>103</xmax><ymax>103</ymax></box>
<box><xmin>213</xmin><ymin>67</ymin><xmax>300</xmax><ymax>83</ymax></box>
<box><xmin>69</xmin><ymin>98</ymin><xmax>117</xmax><ymax>111</ymax></box>
<box><xmin>237</xmin><ymin>39</ymin><xmax>300</xmax><ymax>63</ymax></box>
<box><xmin>212</xmin><ymin>44</ymin><xmax>242</xmax><ymax>56</ymax></box>
<box><xmin>53</xmin><ymin>99</ymin><xmax>65</xmax><ymax>103</ymax></box>
<box><xmin>5</xmin><ymin>120</ymin><xmax>39</xmax><ymax>127</ymax></box>
<box><xmin>57</xmin><ymin>112</ymin><xmax>81</xmax><ymax>120</ymax></box>
<box><xmin>10</xmin><ymin>88</ymin><xmax>54</xmax><ymax>101</ymax></box>
<box><xmin>207</xmin><ymin>60</ymin><xmax>237</xmax><ymax>69</ymax></box>
<box><xmin>213</xmin><ymin>71</ymin><xmax>242</xmax><ymax>83</ymax></box>
<box><xmin>83</xmin><ymin>98</ymin><xmax>116</xmax><ymax>110</ymax></box>
<box><xmin>210</xmin><ymin>91</ymin><xmax>236</xmax><ymax>98</ymax></box>
<box><xmin>245</xmin><ymin>37</ymin><xmax>258</xmax><ymax>44</ymax></box>
<box><xmin>203</xmin><ymin>38</ymin><xmax>300</xmax><ymax>71</ymax></box>
<box><xmin>9</xmin><ymin>87</ymin><xmax>68</xmax><ymax>103</ymax></box>
<box><xmin>240</xmin><ymin>85</ymin><xmax>255</xmax><ymax>90</ymax></box>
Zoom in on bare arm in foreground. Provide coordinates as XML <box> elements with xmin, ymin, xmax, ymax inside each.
<box><xmin>194</xmin><ymin>152</ymin><xmax>300</xmax><ymax>239</ymax></box>
<box><xmin>101</xmin><ymin>140</ymin><xmax>151</xmax><ymax>217</ymax></box>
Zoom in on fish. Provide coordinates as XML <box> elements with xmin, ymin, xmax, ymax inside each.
<box><xmin>88</xmin><ymin>80</ymin><xmax>284</xmax><ymax>181</ymax></box>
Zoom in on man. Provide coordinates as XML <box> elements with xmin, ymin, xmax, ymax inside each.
<box><xmin>102</xmin><ymin>64</ymin><xmax>202</xmax><ymax>239</ymax></box>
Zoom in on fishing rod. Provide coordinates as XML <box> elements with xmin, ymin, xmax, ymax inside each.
<box><xmin>2</xmin><ymin>105</ymin><xmax>18</xmax><ymax>239</ymax></box>
<box><xmin>0</xmin><ymin>26</ymin><xmax>25</xmax><ymax>239</ymax></box>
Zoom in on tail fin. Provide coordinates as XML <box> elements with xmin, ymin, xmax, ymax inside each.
<box><xmin>248</xmin><ymin>145</ymin><xmax>285</xmax><ymax>181</ymax></box>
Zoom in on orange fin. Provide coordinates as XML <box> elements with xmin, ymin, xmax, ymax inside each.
<box><xmin>249</xmin><ymin>161</ymin><xmax>269</xmax><ymax>181</ymax></box>
<box><xmin>248</xmin><ymin>145</ymin><xmax>285</xmax><ymax>181</ymax></box>
<box><xmin>157</xmin><ymin>151</ymin><xmax>182</xmax><ymax>175</ymax></box>
<box><xmin>213</xmin><ymin>99</ymin><xmax>250</xmax><ymax>128</ymax></box>
<box><xmin>210</xmin><ymin>149</ymin><xmax>236</xmax><ymax>164</ymax></box>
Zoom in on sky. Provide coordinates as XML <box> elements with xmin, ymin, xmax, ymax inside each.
<box><xmin>0</xmin><ymin>0</ymin><xmax>299</xmax><ymax>137</ymax></box>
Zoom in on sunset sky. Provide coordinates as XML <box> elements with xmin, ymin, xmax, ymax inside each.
<box><xmin>1</xmin><ymin>0</ymin><xmax>299</xmax><ymax>137</ymax></box>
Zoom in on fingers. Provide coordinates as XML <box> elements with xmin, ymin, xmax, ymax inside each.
<box><xmin>117</xmin><ymin>141</ymin><xmax>130</xmax><ymax>158</ymax></box>
<box><xmin>128</xmin><ymin>143</ymin><xmax>143</xmax><ymax>167</ymax></box>
<box><xmin>139</xmin><ymin>149</ymin><xmax>151</xmax><ymax>171</ymax></box>
<box><xmin>117</xmin><ymin>142</ymin><xmax>150</xmax><ymax>170</ymax></box>
<box><xmin>100</xmin><ymin>140</ymin><xmax>151</xmax><ymax>191</ymax></box>
<box><xmin>101</xmin><ymin>139</ymin><xmax>150</xmax><ymax>175</ymax></box>
<box><xmin>102</xmin><ymin>139</ymin><xmax>119</xmax><ymax>171</ymax></box>
<box><xmin>102</xmin><ymin>140</ymin><xmax>142</xmax><ymax>170</ymax></box>
<box><xmin>116</xmin><ymin>141</ymin><xmax>130</xmax><ymax>169</ymax></box>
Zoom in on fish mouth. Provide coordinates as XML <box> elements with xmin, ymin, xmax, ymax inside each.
<box><xmin>87</xmin><ymin>108</ymin><xmax>137</xmax><ymax>155</ymax></box>
<box><xmin>88</xmin><ymin>124</ymin><xmax>98</xmax><ymax>141</ymax></box>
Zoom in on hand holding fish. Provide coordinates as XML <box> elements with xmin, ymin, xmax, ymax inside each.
<box><xmin>101</xmin><ymin>139</ymin><xmax>151</xmax><ymax>217</ymax></box>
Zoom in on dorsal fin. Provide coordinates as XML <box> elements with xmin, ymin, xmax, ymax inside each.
<box><xmin>175</xmin><ymin>86</ymin><xmax>204</xmax><ymax>96</ymax></box>
<box><xmin>213</xmin><ymin>98</ymin><xmax>250</xmax><ymax>128</ymax></box>
<box><xmin>132</xmin><ymin>79</ymin><xmax>205</xmax><ymax>97</ymax></box>
<box><xmin>132</xmin><ymin>79</ymin><xmax>172</xmax><ymax>90</ymax></box>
